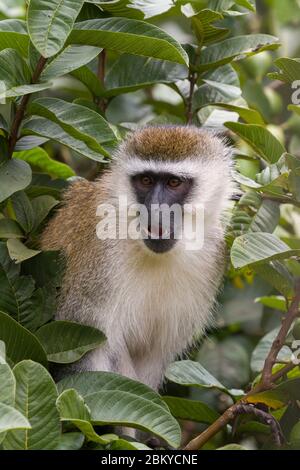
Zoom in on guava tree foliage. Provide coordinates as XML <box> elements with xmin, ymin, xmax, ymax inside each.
<box><xmin>0</xmin><ymin>0</ymin><xmax>299</xmax><ymax>451</ymax></box>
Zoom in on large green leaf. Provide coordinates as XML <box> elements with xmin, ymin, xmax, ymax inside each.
<box><xmin>57</xmin><ymin>372</ymin><xmax>181</xmax><ymax>447</ymax></box>
<box><xmin>166</xmin><ymin>360</ymin><xmax>242</xmax><ymax>397</ymax></box>
<box><xmin>3</xmin><ymin>360</ymin><xmax>61</xmax><ymax>449</ymax></box>
<box><xmin>69</xmin><ymin>18</ymin><xmax>189</xmax><ymax>65</ymax></box>
<box><xmin>0</xmin><ymin>19</ymin><xmax>29</xmax><ymax>56</ymax></box>
<box><xmin>40</xmin><ymin>45</ymin><xmax>102</xmax><ymax>81</ymax></box>
<box><xmin>231</xmin><ymin>233</ymin><xmax>300</xmax><ymax>269</ymax></box>
<box><xmin>0</xmin><ymin>159</ymin><xmax>32</xmax><ymax>203</ymax></box>
<box><xmin>163</xmin><ymin>396</ymin><xmax>219</xmax><ymax>424</ymax></box>
<box><xmin>226</xmin><ymin>122</ymin><xmax>286</xmax><ymax>163</ymax></box>
<box><xmin>10</xmin><ymin>191</ymin><xmax>35</xmax><ymax>233</ymax></box>
<box><xmin>0</xmin><ymin>219</ymin><xmax>23</xmax><ymax>239</ymax></box>
<box><xmin>0</xmin><ymin>344</ymin><xmax>16</xmax><ymax>406</ymax></box>
<box><xmin>23</xmin><ymin>117</ymin><xmax>110</xmax><ymax>162</ymax></box>
<box><xmin>56</xmin><ymin>388</ymin><xmax>118</xmax><ymax>444</ymax></box>
<box><xmin>14</xmin><ymin>147</ymin><xmax>75</xmax><ymax>179</ymax></box>
<box><xmin>57</xmin><ymin>371</ymin><xmax>169</xmax><ymax>410</ymax></box>
<box><xmin>35</xmin><ymin>321</ymin><xmax>106</xmax><ymax>364</ymax></box>
<box><xmin>0</xmin><ymin>311</ymin><xmax>47</xmax><ymax>366</ymax></box>
<box><xmin>27</xmin><ymin>0</ymin><xmax>85</xmax><ymax>58</ymax></box>
<box><xmin>28</xmin><ymin>97</ymin><xmax>117</xmax><ymax>156</ymax></box>
<box><xmin>7</xmin><ymin>239</ymin><xmax>41</xmax><ymax>264</ymax></box>
<box><xmin>105</xmin><ymin>54</ymin><xmax>187</xmax><ymax>96</ymax></box>
<box><xmin>0</xmin><ymin>403</ymin><xmax>31</xmax><ymax>434</ymax></box>
<box><xmin>268</xmin><ymin>57</ymin><xmax>300</xmax><ymax>84</ymax></box>
<box><xmin>195</xmin><ymin>34</ymin><xmax>279</xmax><ymax>70</ymax></box>
<box><xmin>85</xmin><ymin>390</ymin><xmax>181</xmax><ymax>447</ymax></box>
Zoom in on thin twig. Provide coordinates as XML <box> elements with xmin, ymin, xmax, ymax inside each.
<box><xmin>97</xmin><ymin>49</ymin><xmax>108</xmax><ymax>113</ymax></box>
<box><xmin>261</xmin><ymin>279</ymin><xmax>300</xmax><ymax>388</ymax></box>
<box><xmin>183</xmin><ymin>280</ymin><xmax>300</xmax><ymax>450</ymax></box>
<box><xmin>186</xmin><ymin>71</ymin><xmax>197</xmax><ymax>125</ymax></box>
<box><xmin>8</xmin><ymin>56</ymin><xmax>47</xmax><ymax>157</ymax></box>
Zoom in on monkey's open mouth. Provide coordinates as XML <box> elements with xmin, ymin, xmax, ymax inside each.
<box><xmin>140</xmin><ymin>224</ymin><xmax>172</xmax><ymax>240</ymax></box>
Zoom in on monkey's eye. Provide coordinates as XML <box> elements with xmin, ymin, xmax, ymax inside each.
<box><xmin>167</xmin><ymin>177</ymin><xmax>182</xmax><ymax>188</ymax></box>
<box><xmin>140</xmin><ymin>175</ymin><xmax>154</xmax><ymax>186</ymax></box>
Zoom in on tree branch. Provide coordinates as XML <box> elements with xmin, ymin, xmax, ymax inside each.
<box><xmin>8</xmin><ymin>55</ymin><xmax>47</xmax><ymax>157</ymax></box>
<box><xmin>183</xmin><ymin>279</ymin><xmax>300</xmax><ymax>451</ymax></box>
<box><xmin>186</xmin><ymin>71</ymin><xmax>197</xmax><ymax>125</ymax></box>
<box><xmin>97</xmin><ymin>49</ymin><xmax>108</xmax><ymax>113</ymax></box>
<box><xmin>261</xmin><ymin>279</ymin><xmax>300</xmax><ymax>388</ymax></box>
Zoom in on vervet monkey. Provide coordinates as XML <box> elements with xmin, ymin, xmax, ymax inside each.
<box><xmin>41</xmin><ymin>126</ymin><xmax>233</xmax><ymax>390</ymax></box>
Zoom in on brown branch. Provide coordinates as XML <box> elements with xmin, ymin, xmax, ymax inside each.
<box><xmin>186</xmin><ymin>71</ymin><xmax>197</xmax><ymax>125</ymax></box>
<box><xmin>261</xmin><ymin>279</ymin><xmax>300</xmax><ymax>388</ymax></box>
<box><xmin>8</xmin><ymin>55</ymin><xmax>47</xmax><ymax>157</ymax></box>
<box><xmin>183</xmin><ymin>279</ymin><xmax>300</xmax><ymax>451</ymax></box>
<box><xmin>96</xmin><ymin>49</ymin><xmax>108</xmax><ymax>113</ymax></box>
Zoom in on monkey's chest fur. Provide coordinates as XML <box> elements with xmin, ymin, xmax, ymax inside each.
<box><xmin>97</xmin><ymin>238</ymin><xmax>222</xmax><ymax>360</ymax></box>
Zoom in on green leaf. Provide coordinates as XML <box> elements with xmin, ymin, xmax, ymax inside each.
<box><xmin>231</xmin><ymin>233</ymin><xmax>300</xmax><ymax>269</ymax></box>
<box><xmin>23</xmin><ymin>117</ymin><xmax>109</xmax><ymax>162</ymax></box>
<box><xmin>191</xmin><ymin>9</ymin><xmax>229</xmax><ymax>46</ymax></box>
<box><xmin>35</xmin><ymin>321</ymin><xmax>106</xmax><ymax>364</ymax></box>
<box><xmin>163</xmin><ymin>396</ymin><xmax>219</xmax><ymax>424</ymax></box>
<box><xmin>31</xmin><ymin>195</ymin><xmax>59</xmax><ymax>231</ymax></box>
<box><xmin>0</xmin><ymin>311</ymin><xmax>48</xmax><ymax>366</ymax></box>
<box><xmin>28</xmin><ymin>98</ymin><xmax>117</xmax><ymax>157</ymax></box>
<box><xmin>128</xmin><ymin>0</ymin><xmax>174</xmax><ymax>19</ymax></box>
<box><xmin>226</xmin><ymin>122</ymin><xmax>286</xmax><ymax>163</ymax></box>
<box><xmin>255</xmin><ymin>295</ymin><xmax>287</xmax><ymax>312</ymax></box>
<box><xmin>85</xmin><ymin>390</ymin><xmax>181</xmax><ymax>447</ymax></box>
<box><xmin>217</xmin><ymin>444</ymin><xmax>248</xmax><ymax>450</ymax></box>
<box><xmin>0</xmin><ymin>402</ymin><xmax>31</xmax><ymax>434</ymax></box>
<box><xmin>0</xmin><ymin>48</ymin><xmax>52</xmax><ymax>100</ymax></box>
<box><xmin>54</xmin><ymin>432</ymin><xmax>85</xmax><ymax>450</ymax></box>
<box><xmin>254</xmin><ymin>261</ymin><xmax>295</xmax><ymax>299</ymax></box>
<box><xmin>0</xmin><ymin>159</ymin><xmax>32</xmax><ymax>203</ymax></box>
<box><xmin>105</xmin><ymin>54</ymin><xmax>187</xmax><ymax>96</ymax></box>
<box><xmin>56</xmin><ymin>388</ymin><xmax>118</xmax><ymax>444</ymax></box>
<box><xmin>268</xmin><ymin>57</ymin><xmax>300</xmax><ymax>84</ymax></box>
<box><xmin>7</xmin><ymin>239</ymin><xmax>41</xmax><ymax>263</ymax></box>
<box><xmin>166</xmin><ymin>360</ymin><xmax>242</xmax><ymax>397</ymax></box>
<box><xmin>10</xmin><ymin>191</ymin><xmax>35</xmax><ymax>233</ymax></box>
<box><xmin>213</xmin><ymin>103</ymin><xmax>265</xmax><ymax>125</ymax></box>
<box><xmin>109</xmin><ymin>439</ymin><xmax>150</xmax><ymax>450</ymax></box>
<box><xmin>69</xmin><ymin>18</ymin><xmax>189</xmax><ymax>65</ymax></box>
<box><xmin>3</xmin><ymin>360</ymin><xmax>60</xmax><ymax>449</ymax></box>
<box><xmin>14</xmin><ymin>147</ymin><xmax>75</xmax><ymax>179</ymax></box>
<box><xmin>57</xmin><ymin>371</ymin><xmax>169</xmax><ymax>410</ymax></box>
<box><xmin>22</xmin><ymin>250</ymin><xmax>64</xmax><ymax>289</ymax></box>
<box><xmin>71</xmin><ymin>65</ymin><xmax>105</xmax><ymax>97</ymax></box>
<box><xmin>27</xmin><ymin>0</ymin><xmax>85</xmax><ymax>58</ymax></box>
<box><xmin>196</xmin><ymin>34</ymin><xmax>280</xmax><ymax>71</ymax></box>
<box><xmin>0</xmin><ymin>219</ymin><xmax>23</xmax><ymax>239</ymax></box>
<box><xmin>251</xmin><ymin>328</ymin><xmax>291</xmax><ymax>373</ymax></box>
<box><xmin>0</xmin><ymin>347</ymin><xmax>16</xmax><ymax>406</ymax></box>
<box><xmin>0</xmin><ymin>19</ymin><xmax>29</xmax><ymax>56</ymax></box>
<box><xmin>40</xmin><ymin>45</ymin><xmax>102</xmax><ymax>81</ymax></box>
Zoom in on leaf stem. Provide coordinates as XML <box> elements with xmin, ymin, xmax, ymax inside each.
<box><xmin>8</xmin><ymin>56</ymin><xmax>47</xmax><ymax>157</ymax></box>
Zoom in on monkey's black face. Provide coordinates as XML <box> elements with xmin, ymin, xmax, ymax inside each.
<box><xmin>130</xmin><ymin>172</ymin><xmax>194</xmax><ymax>254</ymax></box>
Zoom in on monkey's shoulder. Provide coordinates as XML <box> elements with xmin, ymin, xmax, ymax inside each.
<box><xmin>40</xmin><ymin>177</ymin><xmax>108</xmax><ymax>253</ymax></box>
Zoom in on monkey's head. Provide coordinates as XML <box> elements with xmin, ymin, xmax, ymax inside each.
<box><xmin>113</xmin><ymin>126</ymin><xmax>233</xmax><ymax>255</ymax></box>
